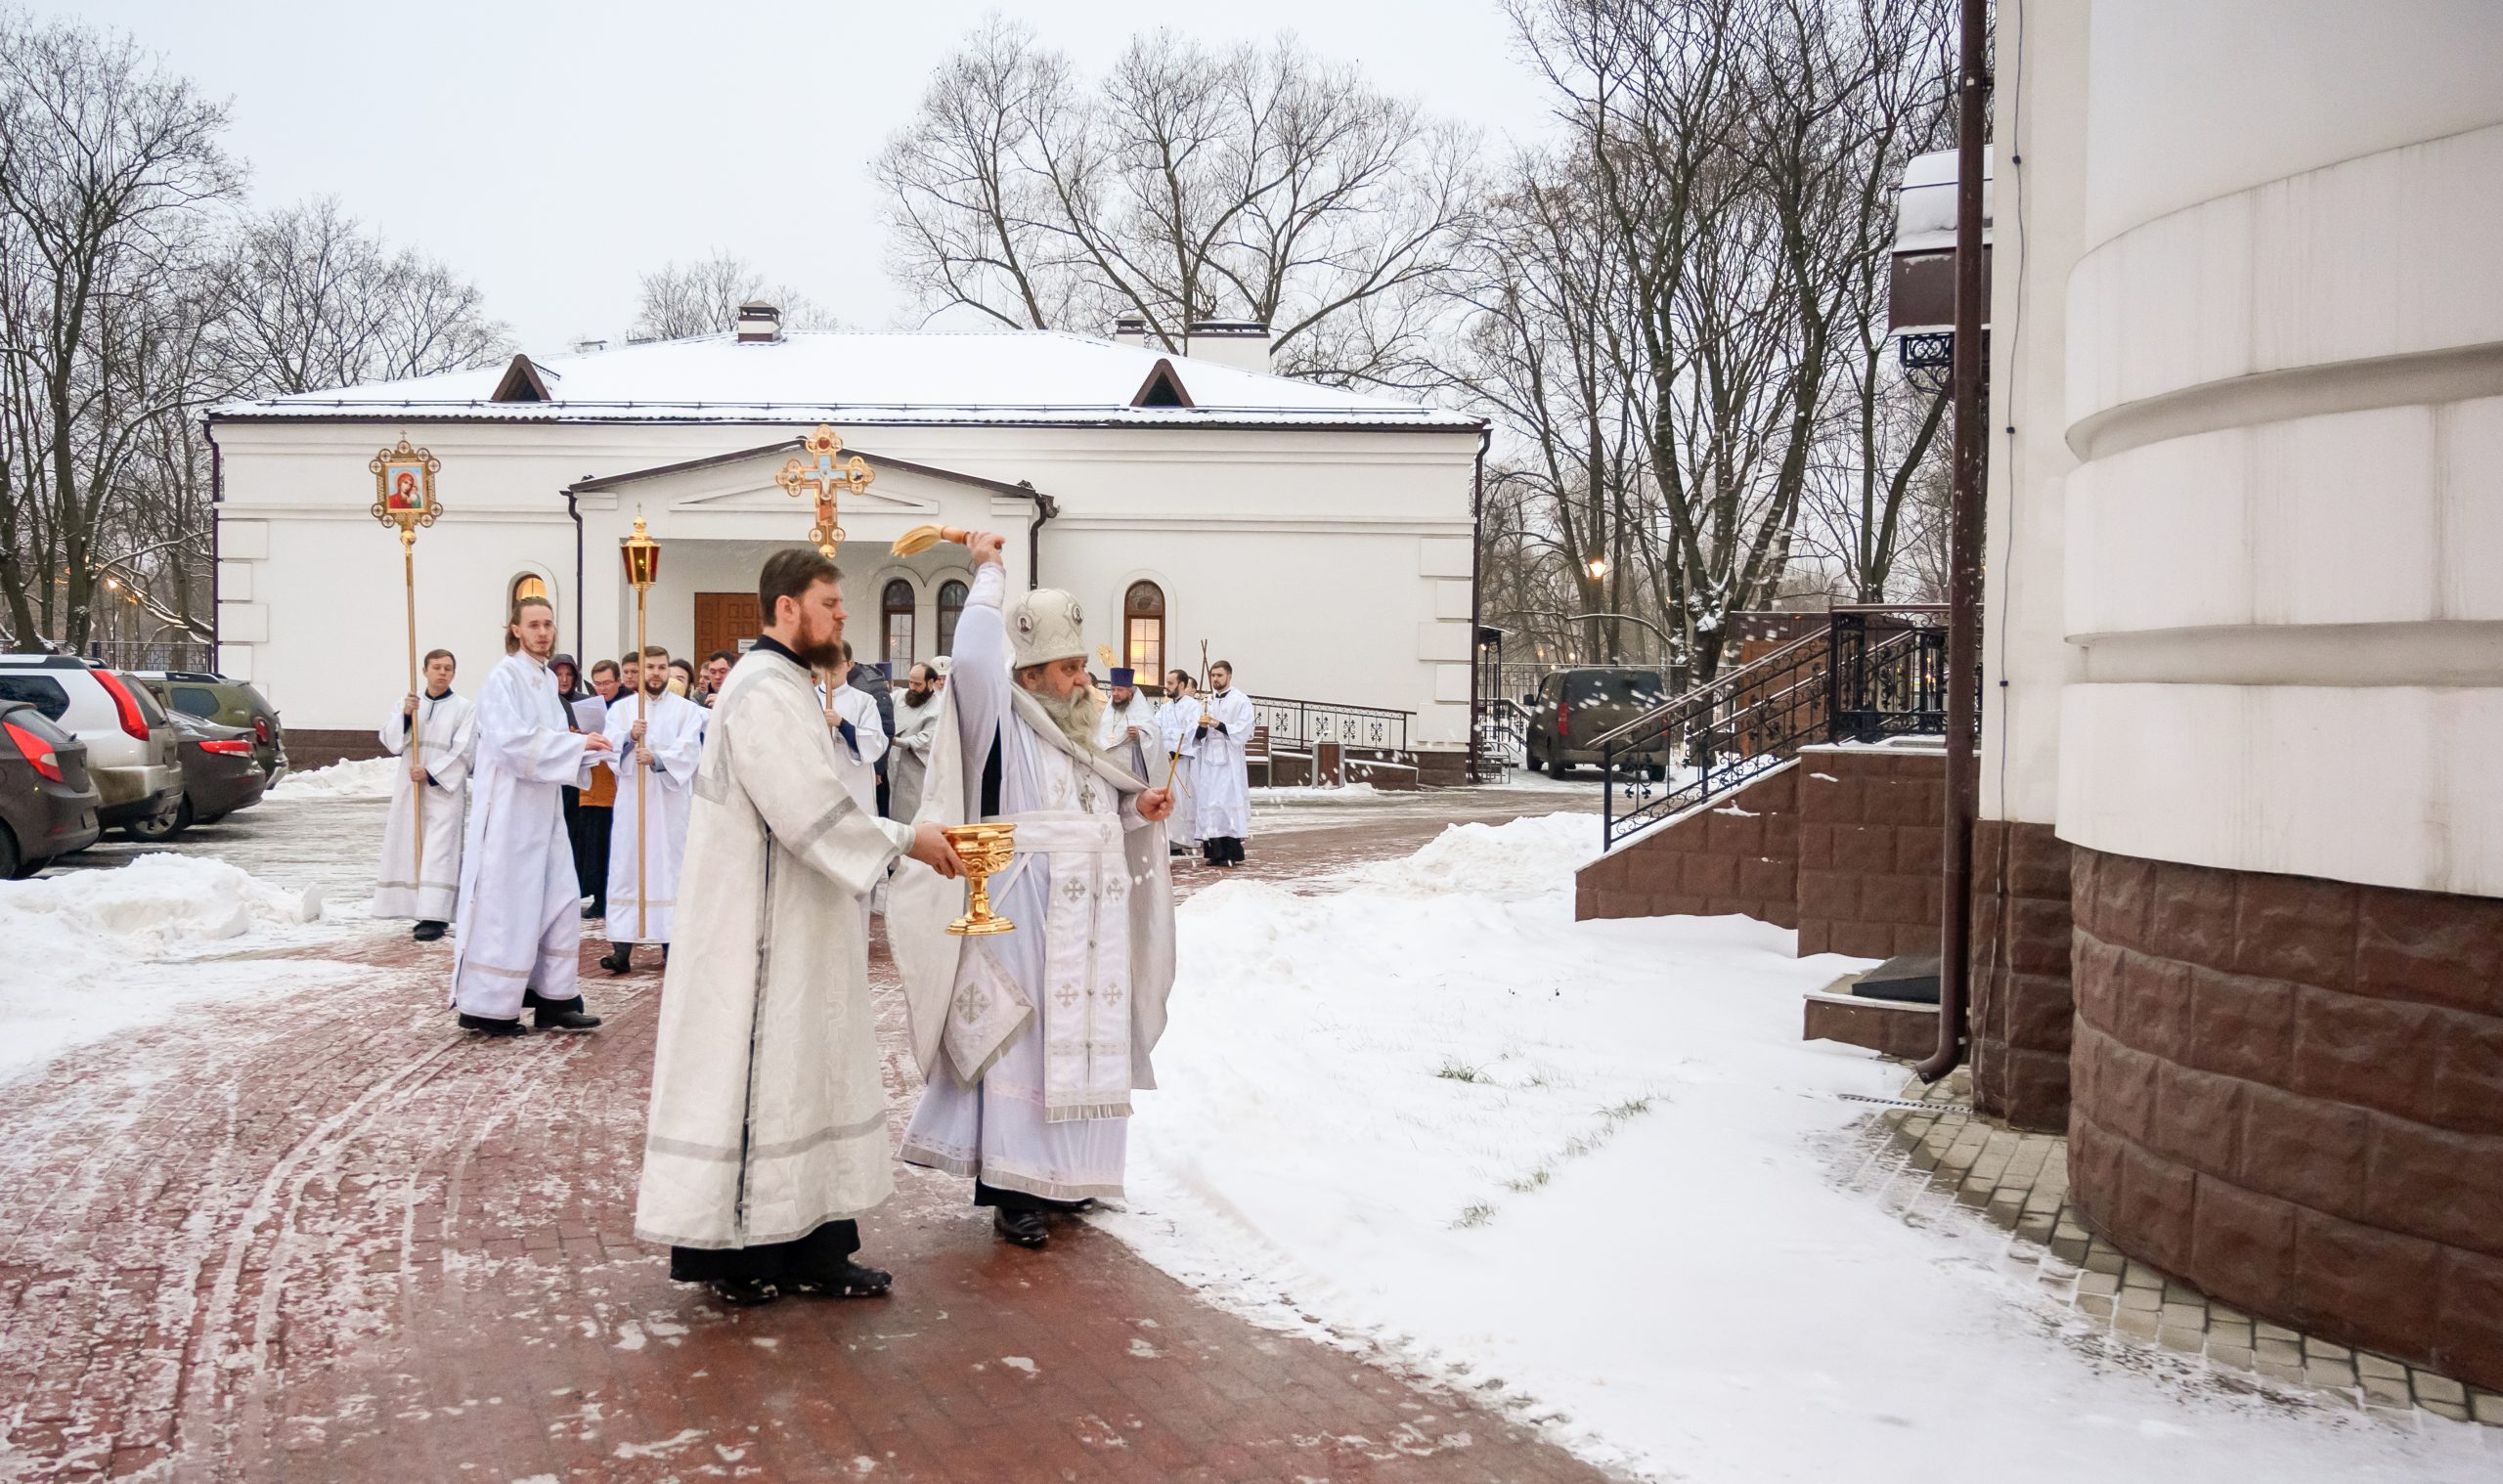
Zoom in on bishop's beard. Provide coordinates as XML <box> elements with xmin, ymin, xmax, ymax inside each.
<box><xmin>1033</xmin><ymin>683</ymin><xmax>1104</xmax><ymax>752</ymax></box>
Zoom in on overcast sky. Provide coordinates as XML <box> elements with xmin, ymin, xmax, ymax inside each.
<box><xmin>60</xmin><ymin>0</ymin><xmax>1561</xmax><ymax>357</ymax></box>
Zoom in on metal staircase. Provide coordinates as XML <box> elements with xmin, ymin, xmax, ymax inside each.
<box><xmin>1590</xmin><ymin>606</ymin><xmax>1953</xmax><ymax>851</ymax></box>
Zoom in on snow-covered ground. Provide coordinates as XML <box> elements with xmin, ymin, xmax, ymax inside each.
<box><xmin>1098</xmin><ymin>811</ymin><xmax>2496</xmax><ymax>1484</ymax></box>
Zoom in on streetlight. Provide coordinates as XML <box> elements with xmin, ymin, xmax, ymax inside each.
<box><xmin>1586</xmin><ymin>555</ymin><xmax>1609</xmax><ymax>581</ymax></box>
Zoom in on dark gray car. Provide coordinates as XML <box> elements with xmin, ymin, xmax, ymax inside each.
<box><xmin>1525</xmin><ymin>667</ymin><xmax>1673</xmax><ymax>778</ymax></box>
<box><xmin>0</xmin><ymin>699</ymin><xmax>102</xmax><ymax>876</ymax></box>
<box><xmin>128</xmin><ymin>713</ymin><xmax>269</xmax><ymax>841</ymax></box>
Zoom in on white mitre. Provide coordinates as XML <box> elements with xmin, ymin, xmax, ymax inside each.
<box><xmin>1007</xmin><ymin>588</ymin><xmax>1088</xmax><ymax>670</ymax></box>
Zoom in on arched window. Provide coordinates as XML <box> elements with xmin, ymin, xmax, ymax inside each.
<box><xmin>936</xmin><ymin>579</ymin><xmax>969</xmax><ymax>656</ymax></box>
<box><xmin>510</xmin><ymin>574</ymin><xmax>548</xmax><ymax>605</ymax></box>
<box><xmin>1123</xmin><ymin>581</ymin><xmax>1164</xmax><ymax>679</ymax></box>
<box><xmin>881</xmin><ymin>578</ymin><xmax>915</xmax><ymax>666</ymax></box>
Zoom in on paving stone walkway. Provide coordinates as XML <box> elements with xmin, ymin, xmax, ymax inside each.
<box><xmin>1836</xmin><ymin>1069</ymin><xmax>2503</xmax><ymax>1431</ymax></box>
<box><xmin>0</xmin><ymin>792</ymin><xmax>1615</xmax><ymax>1482</ymax></box>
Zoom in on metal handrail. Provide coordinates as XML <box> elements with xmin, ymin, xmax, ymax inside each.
<box><xmin>1582</xmin><ymin>627</ymin><xmax>1828</xmax><ymax>751</ymax></box>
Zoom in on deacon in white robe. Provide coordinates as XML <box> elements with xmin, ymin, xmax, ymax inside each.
<box><xmin>1095</xmin><ymin>668</ymin><xmax>1161</xmax><ymax>755</ymax></box>
<box><xmin>637</xmin><ymin>549</ymin><xmax>965</xmax><ymax>1305</ymax></box>
<box><xmin>890</xmin><ymin>539</ymin><xmax>1179</xmax><ymax>1249</ymax></box>
<box><xmin>886</xmin><ymin>662</ymin><xmax>944</xmax><ymax>823</ymax></box>
<box><xmin>449</xmin><ymin>597</ymin><xmax>615</xmax><ymax>1035</ymax></box>
<box><xmin>373</xmin><ymin>648</ymin><xmax>477</xmax><ymax>938</ymax></box>
<box><xmin>1155</xmin><ymin>674</ymin><xmax>1202</xmax><ymax>854</ymax></box>
<box><xmin>1189</xmin><ymin>665</ymin><xmax>1256</xmax><ymax>866</ymax></box>
<box><xmin>599</xmin><ymin>659</ymin><xmax>706</xmax><ymax>971</ymax></box>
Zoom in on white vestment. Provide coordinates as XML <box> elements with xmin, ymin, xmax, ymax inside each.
<box><xmin>1096</xmin><ymin>692</ymin><xmax>1161</xmax><ymax>755</ymax></box>
<box><xmin>450</xmin><ymin>653</ymin><xmax>596</xmax><ymax>1019</ymax></box>
<box><xmin>887</xmin><ymin>693</ymin><xmax>943</xmax><ymax>821</ymax></box>
<box><xmin>373</xmin><ymin>690</ymin><xmax>477</xmax><ymax>922</ymax></box>
<box><xmin>823</xmin><ymin>681</ymin><xmax>887</xmax><ymax>813</ymax></box>
<box><xmin>636</xmin><ymin>645</ymin><xmax>915</xmax><ymax>1249</ymax></box>
<box><xmin>1189</xmin><ymin>686</ymin><xmax>1256</xmax><ymax>842</ymax></box>
<box><xmin>890</xmin><ymin>562</ymin><xmax>1177</xmax><ymax>1201</ymax></box>
<box><xmin>1155</xmin><ymin>698</ymin><xmax>1202</xmax><ymax>848</ymax></box>
<box><xmin>603</xmin><ymin>688</ymin><xmax>705</xmax><ymax>944</ymax></box>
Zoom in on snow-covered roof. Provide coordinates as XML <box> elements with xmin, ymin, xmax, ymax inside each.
<box><xmin>209</xmin><ymin>329</ymin><xmax>1481</xmax><ymax>432</ymax></box>
<box><xmin>1895</xmin><ymin>147</ymin><xmax>1994</xmax><ymax>256</ymax></box>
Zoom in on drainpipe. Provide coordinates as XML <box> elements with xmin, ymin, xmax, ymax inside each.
<box><xmin>1469</xmin><ymin>424</ymin><xmax>1489</xmax><ymax>782</ymax></box>
<box><xmin>1018</xmin><ymin>481</ymin><xmax>1057</xmax><ymax>590</ymax></box>
<box><xmin>565</xmin><ymin>486</ymin><xmax>585</xmax><ymax>653</ymax></box>
<box><xmin>203</xmin><ymin>417</ymin><xmax>223</xmax><ymax>656</ymax></box>
<box><xmin>1919</xmin><ymin>0</ymin><xmax>1988</xmax><ymax>1085</ymax></box>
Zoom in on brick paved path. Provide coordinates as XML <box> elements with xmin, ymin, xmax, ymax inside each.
<box><xmin>0</xmin><ymin>794</ymin><xmax>1616</xmax><ymax>1482</ymax></box>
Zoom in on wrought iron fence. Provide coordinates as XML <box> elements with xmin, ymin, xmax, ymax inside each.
<box><xmin>75</xmin><ymin>637</ymin><xmax>216</xmax><ymax>673</ymax></box>
<box><xmin>1473</xmin><ymin>697</ymin><xmax>1530</xmax><ymax>774</ymax></box>
<box><xmin>1593</xmin><ymin>606</ymin><xmax>1954</xmax><ymax>851</ymax></box>
<box><xmin>1247</xmin><ymin>694</ymin><xmax>1412</xmax><ymax>756</ymax></box>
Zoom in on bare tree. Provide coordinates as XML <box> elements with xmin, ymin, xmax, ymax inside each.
<box><xmin>0</xmin><ymin>12</ymin><xmax>237</xmax><ymax>649</ymax></box>
<box><xmin>876</xmin><ymin>19</ymin><xmax>1477</xmax><ymax>385</ymax></box>
<box><xmin>630</xmin><ymin>251</ymin><xmax>834</xmax><ymax>341</ymax></box>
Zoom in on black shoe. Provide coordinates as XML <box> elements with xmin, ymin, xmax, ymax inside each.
<box><xmin>993</xmin><ymin>1208</ymin><xmax>1049</xmax><ymax>1248</ymax></box>
<box><xmin>458</xmin><ymin>1013</ymin><xmax>526</xmax><ymax>1037</ymax></box>
<box><xmin>525</xmin><ymin>990</ymin><xmax>602</xmax><ymax>1032</ymax></box>
<box><xmin>706</xmin><ymin>1277</ymin><xmax>778</xmax><ymax>1307</ymax></box>
<box><xmin>412</xmin><ymin>920</ymin><xmax>447</xmax><ymax>942</ymax></box>
<box><xmin>581</xmin><ymin>902</ymin><xmax>601</xmax><ymax>920</ymax></box>
<box><xmin>788</xmin><ymin>1259</ymin><xmax>893</xmax><ymax>1298</ymax></box>
<box><xmin>599</xmin><ymin>944</ymin><xmax>634</xmax><ymax>974</ymax></box>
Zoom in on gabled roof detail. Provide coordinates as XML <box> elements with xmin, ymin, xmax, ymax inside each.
<box><xmin>489</xmin><ymin>354</ymin><xmax>558</xmax><ymax>403</ymax></box>
<box><xmin>1129</xmin><ymin>357</ymin><xmax>1194</xmax><ymax>409</ymax></box>
<box><xmin>565</xmin><ymin>437</ymin><xmax>1053</xmax><ymax>508</ymax></box>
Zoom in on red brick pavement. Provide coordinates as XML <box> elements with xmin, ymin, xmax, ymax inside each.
<box><xmin>0</xmin><ymin>797</ymin><xmax>1618</xmax><ymax>1482</ymax></box>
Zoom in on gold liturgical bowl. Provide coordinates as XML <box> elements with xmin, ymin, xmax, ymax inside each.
<box><xmin>944</xmin><ymin>822</ymin><xmax>1018</xmax><ymax>936</ymax></box>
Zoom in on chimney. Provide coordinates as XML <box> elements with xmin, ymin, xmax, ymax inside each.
<box><xmin>1112</xmin><ymin>315</ymin><xmax>1148</xmax><ymax>349</ymax></box>
<box><xmin>734</xmin><ymin>301</ymin><xmax>783</xmax><ymax>344</ymax></box>
<box><xmin>1181</xmin><ymin>319</ymin><xmax>1272</xmax><ymax>374</ymax></box>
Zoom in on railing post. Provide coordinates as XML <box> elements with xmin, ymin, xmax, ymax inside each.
<box><xmin>1603</xmin><ymin>737</ymin><xmax>1615</xmax><ymax>847</ymax></box>
<box><xmin>1824</xmin><ymin>612</ymin><xmax>1843</xmax><ymax>743</ymax></box>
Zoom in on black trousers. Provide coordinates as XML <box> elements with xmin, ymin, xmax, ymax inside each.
<box><xmin>1202</xmin><ymin>835</ymin><xmax>1246</xmax><ymax>866</ymax></box>
<box><xmin>670</xmin><ymin>1219</ymin><xmax>859</xmax><ymax>1285</ymax></box>
<box><xmin>573</xmin><ymin>804</ymin><xmax>612</xmax><ymax>910</ymax></box>
<box><xmin>975</xmin><ymin>1180</ymin><xmax>1090</xmax><ymax>1213</ymax></box>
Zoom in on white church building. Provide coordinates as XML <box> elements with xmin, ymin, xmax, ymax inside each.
<box><xmin>205</xmin><ymin>312</ymin><xmax>1485</xmax><ymax>778</ymax></box>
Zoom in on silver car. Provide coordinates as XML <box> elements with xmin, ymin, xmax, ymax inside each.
<box><xmin>0</xmin><ymin>655</ymin><xmax>182</xmax><ymax>835</ymax></box>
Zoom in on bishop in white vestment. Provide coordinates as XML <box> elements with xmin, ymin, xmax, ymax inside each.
<box><xmin>599</xmin><ymin>656</ymin><xmax>706</xmax><ymax>972</ymax></box>
<box><xmin>450</xmin><ymin>598</ymin><xmax>614</xmax><ymax>1035</ymax></box>
<box><xmin>1189</xmin><ymin>664</ymin><xmax>1255</xmax><ymax>866</ymax></box>
<box><xmin>637</xmin><ymin>549</ymin><xmax>964</xmax><ymax>1306</ymax></box>
<box><xmin>373</xmin><ymin>648</ymin><xmax>476</xmax><ymax>939</ymax></box>
<box><xmin>891</xmin><ymin>540</ymin><xmax>1179</xmax><ymax>1249</ymax></box>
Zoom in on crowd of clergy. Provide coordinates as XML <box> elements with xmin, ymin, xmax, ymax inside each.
<box><xmin>364</xmin><ymin>535</ymin><xmax>1259</xmax><ymax>1302</ymax></box>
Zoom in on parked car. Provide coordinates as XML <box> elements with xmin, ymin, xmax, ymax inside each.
<box><xmin>127</xmin><ymin>714</ymin><xmax>270</xmax><ymax>841</ymax></box>
<box><xmin>0</xmin><ymin>655</ymin><xmax>182</xmax><ymax>836</ymax></box>
<box><xmin>1525</xmin><ymin>666</ymin><xmax>1673</xmax><ymax>778</ymax></box>
<box><xmin>131</xmin><ymin>670</ymin><xmax>287</xmax><ymax>785</ymax></box>
<box><xmin>0</xmin><ymin>698</ymin><xmax>102</xmax><ymax>877</ymax></box>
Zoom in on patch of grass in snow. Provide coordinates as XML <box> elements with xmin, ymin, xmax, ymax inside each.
<box><xmin>1477</xmin><ymin>1093</ymin><xmax>1668</xmax><ymax>1211</ymax></box>
<box><xmin>1452</xmin><ymin>1201</ymin><xmax>1497</xmax><ymax>1229</ymax></box>
<box><xmin>1434</xmin><ymin>1058</ymin><xmax>1491</xmax><ymax>1083</ymax></box>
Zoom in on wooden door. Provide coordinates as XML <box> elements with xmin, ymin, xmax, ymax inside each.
<box><xmin>694</xmin><ymin>592</ymin><xmax>762</xmax><ymax>662</ymax></box>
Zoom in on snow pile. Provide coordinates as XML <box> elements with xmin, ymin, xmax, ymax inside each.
<box><xmin>268</xmin><ymin>755</ymin><xmax>397</xmax><ymax>801</ymax></box>
<box><xmin>1102</xmin><ymin>813</ymin><xmax>2489</xmax><ymax>1483</ymax></box>
<box><xmin>0</xmin><ymin>854</ymin><xmax>329</xmax><ymax>1086</ymax></box>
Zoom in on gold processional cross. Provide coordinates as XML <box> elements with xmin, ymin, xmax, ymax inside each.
<box><xmin>775</xmin><ymin>424</ymin><xmax>873</xmax><ymax>558</ymax></box>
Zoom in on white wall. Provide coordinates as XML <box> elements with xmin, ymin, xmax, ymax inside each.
<box><xmin>2018</xmin><ymin>0</ymin><xmax>2503</xmax><ymax>895</ymax></box>
<box><xmin>214</xmin><ymin>418</ymin><xmax>1477</xmax><ymax>745</ymax></box>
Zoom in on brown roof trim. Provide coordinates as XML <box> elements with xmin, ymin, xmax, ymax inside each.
<box><xmin>489</xmin><ymin>354</ymin><xmax>555</xmax><ymax>403</ymax></box>
<box><xmin>565</xmin><ymin>437</ymin><xmax>1056</xmax><ymax>505</ymax></box>
<box><xmin>1129</xmin><ymin>358</ymin><xmax>1194</xmax><ymax>409</ymax></box>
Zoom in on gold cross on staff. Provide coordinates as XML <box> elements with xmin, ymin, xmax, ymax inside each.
<box><xmin>775</xmin><ymin>424</ymin><xmax>873</xmax><ymax>557</ymax></box>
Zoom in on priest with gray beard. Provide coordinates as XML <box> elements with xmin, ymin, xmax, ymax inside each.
<box><xmin>889</xmin><ymin>532</ymin><xmax>1180</xmax><ymax>1249</ymax></box>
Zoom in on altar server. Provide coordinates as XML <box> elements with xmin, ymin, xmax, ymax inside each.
<box><xmin>599</xmin><ymin>644</ymin><xmax>707</xmax><ymax>974</ymax></box>
<box><xmin>824</xmin><ymin>641</ymin><xmax>888</xmax><ymax>813</ymax></box>
<box><xmin>1190</xmin><ymin>661</ymin><xmax>1254</xmax><ymax>867</ymax></box>
<box><xmin>373</xmin><ymin>648</ymin><xmax>477</xmax><ymax>940</ymax></box>
<box><xmin>1156</xmin><ymin>670</ymin><xmax>1202</xmax><ymax>857</ymax></box>
<box><xmin>891</xmin><ymin>532</ymin><xmax>1179</xmax><ymax>1249</ymax></box>
<box><xmin>449</xmin><ymin>594</ymin><xmax>615</xmax><ymax>1035</ymax></box>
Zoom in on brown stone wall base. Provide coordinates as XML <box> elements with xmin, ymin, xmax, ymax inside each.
<box><xmin>1969</xmin><ymin>820</ymin><xmax>2075</xmax><ymax>1132</ymax></box>
<box><xmin>1795</xmin><ymin>744</ymin><xmax>1945</xmax><ymax>959</ymax></box>
<box><xmin>1804</xmin><ymin>991</ymin><xmax>1938</xmax><ymax>1059</ymax></box>
<box><xmin>286</xmin><ymin>729</ymin><xmax>387</xmax><ymax>772</ymax></box>
<box><xmin>1412</xmin><ymin>748</ymin><xmax>1469</xmax><ymax>788</ymax></box>
<box><xmin>2068</xmin><ymin>848</ymin><xmax>2503</xmax><ymax>1391</ymax></box>
<box><xmin>1573</xmin><ymin>762</ymin><xmax>1800</xmax><ymax>926</ymax></box>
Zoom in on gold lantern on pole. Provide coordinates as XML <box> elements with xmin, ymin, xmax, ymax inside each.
<box><xmin>620</xmin><ymin>515</ymin><xmax>662</xmax><ymax>942</ymax></box>
<box><xmin>775</xmin><ymin>425</ymin><xmax>874</xmax><ymax>725</ymax></box>
<box><xmin>370</xmin><ymin>434</ymin><xmax>443</xmax><ymax>882</ymax></box>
